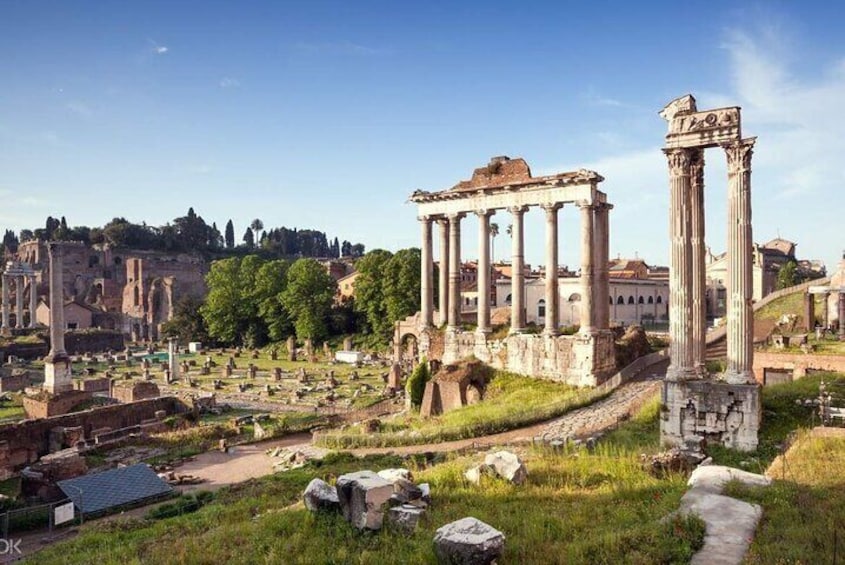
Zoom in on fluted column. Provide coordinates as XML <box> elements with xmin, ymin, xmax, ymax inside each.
<box><xmin>542</xmin><ymin>204</ymin><xmax>561</xmax><ymax>335</ymax></box>
<box><xmin>578</xmin><ymin>203</ymin><xmax>596</xmax><ymax>334</ymax></box>
<box><xmin>476</xmin><ymin>209</ymin><xmax>493</xmax><ymax>333</ymax></box>
<box><xmin>14</xmin><ymin>276</ymin><xmax>24</xmax><ymax>329</ymax></box>
<box><xmin>690</xmin><ymin>150</ymin><xmax>706</xmax><ymax>375</ymax></box>
<box><xmin>594</xmin><ymin>203</ymin><xmax>612</xmax><ymax>330</ymax></box>
<box><xmin>28</xmin><ymin>276</ymin><xmax>37</xmax><ymax>328</ymax></box>
<box><xmin>447</xmin><ymin>213</ymin><xmax>464</xmax><ymax>331</ymax></box>
<box><xmin>1</xmin><ymin>275</ymin><xmax>8</xmax><ymax>329</ymax></box>
<box><xmin>664</xmin><ymin>148</ymin><xmax>694</xmax><ymax>380</ymax></box>
<box><xmin>419</xmin><ymin>216</ymin><xmax>434</xmax><ymax>329</ymax></box>
<box><xmin>437</xmin><ymin>219</ymin><xmax>449</xmax><ymax>327</ymax></box>
<box><xmin>723</xmin><ymin>138</ymin><xmax>756</xmax><ymax>384</ymax></box>
<box><xmin>509</xmin><ymin>206</ymin><xmax>528</xmax><ymax>333</ymax></box>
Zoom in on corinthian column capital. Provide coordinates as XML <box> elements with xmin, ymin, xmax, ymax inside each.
<box><xmin>723</xmin><ymin>137</ymin><xmax>756</xmax><ymax>172</ymax></box>
<box><xmin>663</xmin><ymin>147</ymin><xmax>692</xmax><ymax>176</ymax></box>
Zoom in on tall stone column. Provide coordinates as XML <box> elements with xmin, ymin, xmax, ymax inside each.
<box><xmin>419</xmin><ymin>216</ymin><xmax>434</xmax><ymax>329</ymax></box>
<box><xmin>509</xmin><ymin>206</ymin><xmax>528</xmax><ymax>333</ymax></box>
<box><xmin>437</xmin><ymin>219</ymin><xmax>450</xmax><ymax>327</ymax></box>
<box><xmin>594</xmin><ymin>204</ymin><xmax>612</xmax><ymax>330</ymax></box>
<box><xmin>690</xmin><ymin>150</ymin><xmax>707</xmax><ymax>375</ymax></box>
<box><xmin>44</xmin><ymin>243</ymin><xmax>71</xmax><ymax>394</ymax></box>
<box><xmin>1</xmin><ymin>275</ymin><xmax>9</xmax><ymax>330</ymax></box>
<box><xmin>578</xmin><ymin>203</ymin><xmax>596</xmax><ymax>334</ymax></box>
<box><xmin>476</xmin><ymin>210</ymin><xmax>493</xmax><ymax>333</ymax></box>
<box><xmin>839</xmin><ymin>292</ymin><xmax>845</xmax><ymax>338</ymax></box>
<box><xmin>664</xmin><ymin>148</ymin><xmax>694</xmax><ymax>380</ymax></box>
<box><xmin>447</xmin><ymin>213</ymin><xmax>464</xmax><ymax>331</ymax></box>
<box><xmin>542</xmin><ymin>204</ymin><xmax>561</xmax><ymax>335</ymax></box>
<box><xmin>28</xmin><ymin>276</ymin><xmax>37</xmax><ymax>328</ymax></box>
<box><xmin>804</xmin><ymin>292</ymin><xmax>815</xmax><ymax>332</ymax></box>
<box><xmin>723</xmin><ymin>138</ymin><xmax>756</xmax><ymax>384</ymax></box>
<box><xmin>14</xmin><ymin>276</ymin><xmax>24</xmax><ymax>329</ymax></box>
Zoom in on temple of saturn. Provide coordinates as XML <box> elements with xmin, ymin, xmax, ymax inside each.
<box><xmin>43</xmin><ymin>242</ymin><xmax>73</xmax><ymax>395</ymax></box>
<box><xmin>1</xmin><ymin>260</ymin><xmax>38</xmax><ymax>332</ymax></box>
<box><xmin>406</xmin><ymin>156</ymin><xmax>616</xmax><ymax>387</ymax></box>
<box><xmin>659</xmin><ymin>94</ymin><xmax>761</xmax><ymax>451</ymax></box>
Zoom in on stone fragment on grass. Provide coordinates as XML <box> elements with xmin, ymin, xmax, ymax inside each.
<box><xmin>388</xmin><ymin>504</ymin><xmax>426</xmax><ymax>534</ymax></box>
<box><xmin>377</xmin><ymin>468</ymin><xmax>413</xmax><ymax>483</ymax></box>
<box><xmin>303</xmin><ymin>478</ymin><xmax>339</xmax><ymax>513</ymax></box>
<box><xmin>484</xmin><ymin>451</ymin><xmax>528</xmax><ymax>485</ymax></box>
<box><xmin>687</xmin><ymin>465</ymin><xmax>771</xmax><ymax>494</ymax></box>
<box><xmin>336</xmin><ymin>470</ymin><xmax>394</xmax><ymax>530</ymax></box>
<box><xmin>433</xmin><ymin>517</ymin><xmax>505</xmax><ymax>565</ymax></box>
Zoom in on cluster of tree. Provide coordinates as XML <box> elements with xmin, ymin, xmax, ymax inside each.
<box><xmin>775</xmin><ymin>259</ymin><xmax>825</xmax><ymax>290</ymax></box>
<box><xmin>2</xmin><ymin>210</ymin><xmax>366</xmax><ymax>261</ymax></box>
<box><xmin>194</xmin><ymin>255</ymin><xmax>356</xmax><ymax>346</ymax></box>
<box><xmin>353</xmin><ymin>248</ymin><xmax>423</xmax><ymax>340</ymax></box>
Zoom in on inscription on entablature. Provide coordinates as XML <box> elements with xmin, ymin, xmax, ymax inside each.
<box><xmin>664</xmin><ymin>107</ymin><xmax>742</xmax><ymax>149</ymax></box>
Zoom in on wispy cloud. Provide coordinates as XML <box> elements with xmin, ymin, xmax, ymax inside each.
<box><xmin>293</xmin><ymin>40</ymin><xmax>386</xmax><ymax>56</ymax></box>
<box><xmin>219</xmin><ymin>77</ymin><xmax>240</xmax><ymax>89</ymax></box>
<box><xmin>66</xmin><ymin>101</ymin><xmax>93</xmax><ymax>117</ymax></box>
<box><xmin>148</xmin><ymin>38</ymin><xmax>169</xmax><ymax>55</ymax></box>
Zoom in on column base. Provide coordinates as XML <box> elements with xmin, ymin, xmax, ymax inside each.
<box><xmin>44</xmin><ymin>359</ymin><xmax>73</xmax><ymax>395</ymax></box>
<box><xmin>722</xmin><ymin>369</ymin><xmax>756</xmax><ymax>385</ymax></box>
<box><xmin>665</xmin><ymin>365</ymin><xmax>697</xmax><ymax>381</ymax></box>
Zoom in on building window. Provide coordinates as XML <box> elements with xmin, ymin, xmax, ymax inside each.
<box><xmin>648</xmin><ymin>296</ymin><xmax>654</xmax><ymax>304</ymax></box>
<box><xmin>538</xmin><ymin>299</ymin><xmax>546</xmax><ymax>318</ymax></box>
<box><xmin>505</xmin><ymin>294</ymin><xmax>512</xmax><ymax>305</ymax></box>
<box><xmin>617</xmin><ymin>296</ymin><xmax>625</xmax><ymax>305</ymax></box>
<box><xmin>656</xmin><ymin>296</ymin><xmax>663</xmax><ymax>304</ymax></box>
<box><xmin>628</xmin><ymin>296</ymin><xmax>635</xmax><ymax>304</ymax></box>
<box><xmin>609</xmin><ymin>296</ymin><xmax>613</xmax><ymax>305</ymax></box>
<box><xmin>568</xmin><ymin>293</ymin><xmax>581</xmax><ymax>303</ymax></box>
<box><xmin>67</xmin><ymin>322</ymin><xmax>78</xmax><ymax>330</ymax></box>
<box><xmin>133</xmin><ymin>286</ymin><xmax>140</xmax><ymax>306</ymax></box>
<box><xmin>638</xmin><ymin>296</ymin><xmax>644</xmax><ymax>304</ymax></box>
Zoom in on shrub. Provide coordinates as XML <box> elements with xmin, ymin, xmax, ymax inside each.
<box><xmin>405</xmin><ymin>358</ymin><xmax>430</xmax><ymax>407</ymax></box>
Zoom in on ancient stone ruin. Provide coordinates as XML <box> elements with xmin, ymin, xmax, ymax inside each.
<box><xmin>407</xmin><ymin>156</ymin><xmax>615</xmax><ymax>386</ymax></box>
<box><xmin>658</xmin><ymin>94</ymin><xmax>762</xmax><ymax>451</ymax></box>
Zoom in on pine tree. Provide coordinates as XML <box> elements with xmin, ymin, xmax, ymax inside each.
<box><xmin>225</xmin><ymin>220</ymin><xmax>235</xmax><ymax>248</ymax></box>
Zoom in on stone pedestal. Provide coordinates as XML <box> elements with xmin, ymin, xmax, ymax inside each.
<box><xmin>44</xmin><ymin>357</ymin><xmax>73</xmax><ymax>395</ymax></box>
<box><xmin>661</xmin><ymin>379</ymin><xmax>761</xmax><ymax>451</ymax></box>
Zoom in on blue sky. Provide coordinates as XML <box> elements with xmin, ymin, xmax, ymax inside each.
<box><xmin>1</xmin><ymin>1</ymin><xmax>844</xmax><ymax>271</ymax></box>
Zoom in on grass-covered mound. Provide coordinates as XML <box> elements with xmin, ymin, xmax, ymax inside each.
<box><xmin>316</xmin><ymin>370</ymin><xmax>610</xmax><ymax>449</ymax></box>
<box><xmin>28</xmin><ymin>399</ymin><xmax>704</xmax><ymax>564</ymax></box>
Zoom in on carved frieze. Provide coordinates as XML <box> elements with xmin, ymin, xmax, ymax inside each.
<box><xmin>664</xmin><ymin>107</ymin><xmax>742</xmax><ymax>149</ymax></box>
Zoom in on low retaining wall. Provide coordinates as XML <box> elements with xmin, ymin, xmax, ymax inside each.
<box><xmin>437</xmin><ymin>330</ymin><xmax>617</xmax><ymax>387</ymax></box>
<box><xmin>0</xmin><ymin>396</ymin><xmax>186</xmax><ymax>479</ymax></box>
<box><xmin>753</xmin><ymin>351</ymin><xmax>845</xmax><ymax>384</ymax></box>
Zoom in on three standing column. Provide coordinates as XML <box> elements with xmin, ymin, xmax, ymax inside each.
<box><xmin>509</xmin><ymin>206</ymin><xmax>528</xmax><ymax>333</ymax></box>
<box><xmin>723</xmin><ymin>138</ymin><xmax>757</xmax><ymax>384</ymax></box>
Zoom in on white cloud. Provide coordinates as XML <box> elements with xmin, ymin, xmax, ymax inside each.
<box><xmin>147</xmin><ymin>39</ymin><xmax>169</xmax><ymax>55</ymax></box>
<box><xmin>219</xmin><ymin>77</ymin><xmax>240</xmax><ymax>88</ymax></box>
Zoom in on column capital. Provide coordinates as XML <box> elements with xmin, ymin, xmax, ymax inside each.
<box><xmin>722</xmin><ymin>137</ymin><xmax>756</xmax><ymax>172</ymax></box>
<box><xmin>474</xmin><ymin>209</ymin><xmax>495</xmax><ymax>219</ymax></box>
<box><xmin>446</xmin><ymin>212</ymin><xmax>466</xmax><ymax>222</ymax></box>
<box><xmin>662</xmin><ymin>147</ymin><xmax>693</xmax><ymax>175</ymax></box>
<box><xmin>540</xmin><ymin>202</ymin><xmax>563</xmax><ymax>213</ymax></box>
<box><xmin>507</xmin><ymin>205</ymin><xmax>529</xmax><ymax>215</ymax></box>
<box><xmin>417</xmin><ymin>215</ymin><xmax>433</xmax><ymax>223</ymax></box>
<box><xmin>576</xmin><ymin>200</ymin><xmax>596</xmax><ymax>210</ymax></box>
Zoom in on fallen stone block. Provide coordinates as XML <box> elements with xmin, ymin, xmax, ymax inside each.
<box><xmin>336</xmin><ymin>470</ymin><xmax>394</xmax><ymax>530</ymax></box>
<box><xmin>687</xmin><ymin>465</ymin><xmax>771</xmax><ymax>494</ymax></box>
<box><xmin>388</xmin><ymin>504</ymin><xmax>425</xmax><ymax>534</ymax></box>
<box><xmin>433</xmin><ymin>517</ymin><xmax>505</xmax><ymax>565</ymax></box>
<box><xmin>303</xmin><ymin>478</ymin><xmax>340</xmax><ymax>513</ymax></box>
<box><xmin>484</xmin><ymin>451</ymin><xmax>528</xmax><ymax>485</ymax></box>
<box><xmin>377</xmin><ymin>468</ymin><xmax>413</xmax><ymax>483</ymax></box>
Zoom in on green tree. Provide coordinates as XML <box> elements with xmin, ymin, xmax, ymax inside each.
<box><xmin>281</xmin><ymin>258</ymin><xmax>336</xmax><ymax>341</ymax></box>
<box><xmin>224</xmin><ymin>220</ymin><xmax>235</xmax><ymax>249</ymax></box>
<box><xmin>201</xmin><ymin>257</ymin><xmax>247</xmax><ymax>344</ymax></box>
<box><xmin>254</xmin><ymin>259</ymin><xmax>293</xmax><ymax>342</ymax></box>
<box><xmin>776</xmin><ymin>260</ymin><xmax>800</xmax><ymax>290</ymax></box>
<box><xmin>353</xmin><ymin>249</ymin><xmax>394</xmax><ymax>337</ymax></box>
<box><xmin>406</xmin><ymin>358</ymin><xmax>430</xmax><ymax>408</ymax></box>
<box><xmin>383</xmin><ymin>248</ymin><xmax>421</xmax><ymax>324</ymax></box>
<box><xmin>243</xmin><ymin>227</ymin><xmax>255</xmax><ymax>248</ymax></box>
<box><xmin>161</xmin><ymin>295</ymin><xmax>210</xmax><ymax>344</ymax></box>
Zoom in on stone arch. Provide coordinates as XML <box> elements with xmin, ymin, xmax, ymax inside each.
<box><xmin>568</xmin><ymin>293</ymin><xmax>581</xmax><ymax>302</ymax></box>
<box><xmin>648</xmin><ymin>296</ymin><xmax>654</xmax><ymax>304</ymax></box>
<box><xmin>656</xmin><ymin>295</ymin><xmax>663</xmax><ymax>304</ymax></box>
<box><xmin>638</xmin><ymin>296</ymin><xmax>645</xmax><ymax>304</ymax></box>
<box><xmin>628</xmin><ymin>296</ymin><xmax>635</xmax><ymax>304</ymax></box>
<box><xmin>617</xmin><ymin>296</ymin><xmax>625</xmax><ymax>305</ymax></box>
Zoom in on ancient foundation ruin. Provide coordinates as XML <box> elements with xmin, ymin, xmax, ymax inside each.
<box><xmin>406</xmin><ymin>156</ymin><xmax>615</xmax><ymax>386</ymax></box>
<box><xmin>658</xmin><ymin>95</ymin><xmax>761</xmax><ymax>451</ymax></box>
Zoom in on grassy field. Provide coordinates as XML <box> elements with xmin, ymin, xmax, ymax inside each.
<box><xmin>754</xmin><ymin>291</ymin><xmax>824</xmax><ymax>323</ymax></box>
<box><xmin>316</xmin><ymin>372</ymin><xmax>609</xmax><ymax>449</ymax></box>
<box><xmin>725</xmin><ymin>430</ymin><xmax>845</xmax><ymax>564</ymax></box>
<box><xmin>27</xmin><ymin>399</ymin><xmax>705</xmax><ymax>565</ymax></box>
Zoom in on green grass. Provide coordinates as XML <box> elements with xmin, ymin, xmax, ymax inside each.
<box><xmin>755</xmin><ymin>291</ymin><xmax>820</xmax><ymax>322</ymax></box>
<box><xmin>27</xmin><ymin>402</ymin><xmax>704</xmax><ymax>565</ymax></box>
<box><xmin>316</xmin><ymin>372</ymin><xmax>610</xmax><ymax>448</ymax></box>
<box><xmin>0</xmin><ymin>395</ymin><xmax>25</xmax><ymax>422</ymax></box>
<box><xmin>724</xmin><ymin>431</ymin><xmax>845</xmax><ymax>564</ymax></box>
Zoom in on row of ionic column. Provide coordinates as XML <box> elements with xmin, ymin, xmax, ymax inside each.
<box><xmin>419</xmin><ymin>203</ymin><xmax>610</xmax><ymax>335</ymax></box>
<box><xmin>664</xmin><ymin>139</ymin><xmax>755</xmax><ymax>384</ymax></box>
<box><xmin>1</xmin><ymin>274</ymin><xmax>38</xmax><ymax>329</ymax></box>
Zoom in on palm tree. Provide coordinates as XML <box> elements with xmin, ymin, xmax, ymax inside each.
<box><xmin>250</xmin><ymin>218</ymin><xmax>264</xmax><ymax>247</ymax></box>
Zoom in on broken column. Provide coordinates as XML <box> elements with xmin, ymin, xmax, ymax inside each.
<box><xmin>168</xmin><ymin>338</ymin><xmax>180</xmax><ymax>382</ymax></box>
<box><xmin>44</xmin><ymin>243</ymin><xmax>72</xmax><ymax>394</ymax></box>
<box><xmin>336</xmin><ymin>471</ymin><xmax>394</xmax><ymax>530</ymax></box>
